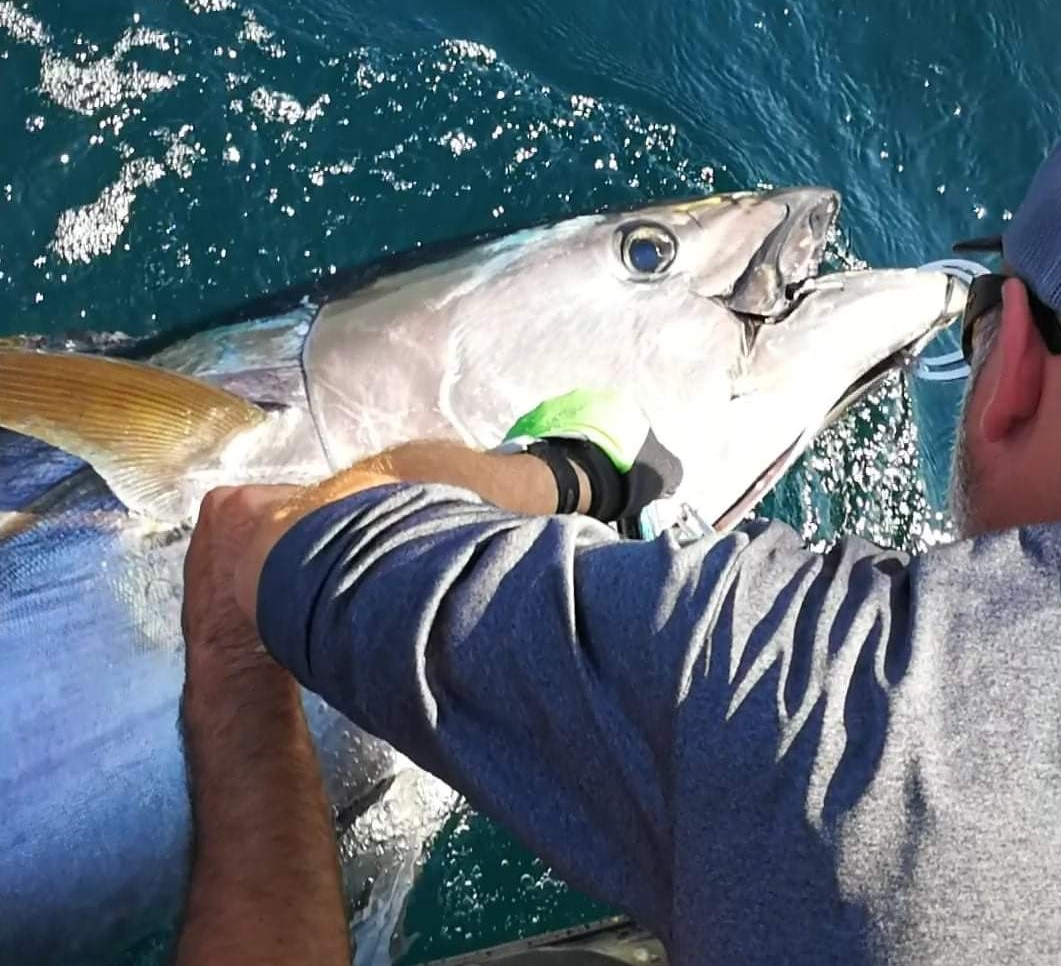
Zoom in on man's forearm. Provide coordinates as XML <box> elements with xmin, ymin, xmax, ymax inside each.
<box><xmin>337</xmin><ymin>442</ymin><xmax>588</xmax><ymax>517</ymax></box>
<box><xmin>177</xmin><ymin>651</ymin><xmax>350</xmax><ymax>966</ymax></box>
<box><xmin>235</xmin><ymin>441</ymin><xmax>587</xmax><ymax>621</ymax></box>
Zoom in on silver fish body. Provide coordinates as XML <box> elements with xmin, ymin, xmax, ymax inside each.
<box><xmin>0</xmin><ymin>189</ymin><xmax>965</xmax><ymax>965</ymax></box>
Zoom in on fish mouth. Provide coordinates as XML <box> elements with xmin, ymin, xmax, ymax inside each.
<box><xmin>710</xmin><ymin>268</ymin><xmax>970</xmax><ymax>533</ymax></box>
<box><xmin>716</xmin><ymin>187</ymin><xmax>841</xmax><ymax>321</ymax></box>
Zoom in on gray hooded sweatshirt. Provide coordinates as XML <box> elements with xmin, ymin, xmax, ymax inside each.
<box><xmin>258</xmin><ymin>482</ymin><xmax>1061</xmax><ymax>966</ymax></box>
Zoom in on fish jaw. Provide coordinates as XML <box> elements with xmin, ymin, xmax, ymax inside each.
<box><xmin>675</xmin><ymin>187</ymin><xmax>841</xmax><ymax>317</ymax></box>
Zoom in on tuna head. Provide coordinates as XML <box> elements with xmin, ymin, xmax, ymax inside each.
<box><xmin>302</xmin><ymin>187</ymin><xmax>963</xmax><ymax>529</ymax></box>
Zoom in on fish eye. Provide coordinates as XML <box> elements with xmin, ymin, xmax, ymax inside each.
<box><xmin>619</xmin><ymin>224</ymin><xmax>677</xmax><ymax>278</ymax></box>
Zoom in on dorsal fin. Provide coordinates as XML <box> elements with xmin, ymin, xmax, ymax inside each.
<box><xmin>0</xmin><ymin>350</ymin><xmax>265</xmax><ymax>522</ymax></box>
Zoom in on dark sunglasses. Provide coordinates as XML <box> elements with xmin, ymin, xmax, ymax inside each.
<box><xmin>953</xmin><ymin>236</ymin><xmax>1061</xmax><ymax>363</ymax></box>
<box><xmin>960</xmin><ymin>274</ymin><xmax>1061</xmax><ymax>363</ymax></box>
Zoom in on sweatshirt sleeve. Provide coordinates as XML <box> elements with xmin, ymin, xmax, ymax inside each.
<box><xmin>256</xmin><ymin>481</ymin><xmax>911</xmax><ymax>942</ymax></box>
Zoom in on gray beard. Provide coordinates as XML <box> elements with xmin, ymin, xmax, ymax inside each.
<box><xmin>949</xmin><ymin>411</ymin><xmax>976</xmax><ymax>538</ymax></box>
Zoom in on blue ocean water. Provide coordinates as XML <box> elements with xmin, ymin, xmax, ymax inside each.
<box><xmin>2</xmin><ymin>0</ymin><xmax>1059</xmax><ymax>962</ymax></box>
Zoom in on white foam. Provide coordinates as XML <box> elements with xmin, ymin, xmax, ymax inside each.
<box><xmin>161</xmin><ymin>125</ymin><xmax>206</xmax><ymax>179</ymax></box>
<box><xmin>0</xmin><ymin>2</ymin><xmax>49</xmax><ymax>46</ymax></box>
<box><xmin>40</xmin><ymin>28</ymin><xmax>183</xmax><ymax>116</ymax></box>
<box><xmin>48</xmin><ymin>122</ymin><xmax>204</xmax><ymax>264</ymax></box>
<box><xmin>308</xmin><ymin>160</ymin><xmax>357</xmax><ymax>186</ymax></box>
<box><xmin>249</xmin><ymin>86</ymin><xmax>329</xmax><ymax>124</ymax></box>
<box><xmin>439</xmin><ymin>39</ymin><xmax>497</xmax><ymax>64</ymax></box>
<box><xmin>182</xmin><ymin>0</ymin><xmax>237</xmax><ymax>12</ymax></box>
<box><xmin>49</xmin><ymin>158</ymin><xmax>165</xmax><ymax>264</ymax></box>
<box><xmin>238</xmin><ymin>10</ymin><xmax>284</xmax><ymax>58</ymax></box>
<box><xmin>794</xmin><ymin>371</ymin><xmax>949</xmax><ymax>554</ymax></box>
<box><xmin>440</xmin><ymin>130</ymin><xmax>477</xmax><ymax>156</ymax></box>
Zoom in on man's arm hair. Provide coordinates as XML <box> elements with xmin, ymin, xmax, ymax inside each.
<box><xmin>175</xmin><ymin>640</ymin><xmax>351</xmax><ymax>966</ymax></box>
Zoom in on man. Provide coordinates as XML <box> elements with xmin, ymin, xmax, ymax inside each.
<box><xmin>180</xmin><ymin>140</ymin><xmax>1061</xmax><ymax>966</ymax></box>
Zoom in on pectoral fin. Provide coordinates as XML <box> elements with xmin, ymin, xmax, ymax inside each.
<box><xmin>0</xmin><ymin>350</ymin><xmax>265</xmax><ymax>522</ymax></box>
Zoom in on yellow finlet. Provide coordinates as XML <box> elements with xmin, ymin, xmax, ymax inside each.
<box><xmin>0</xmin><ymin>350</ymin><xmax>266</xmax><ymax>522</ymax></box>
<box><xmin>0</xmin><ymin>511</ymin><xmax>36</xmax><ymax>541</ymax></box>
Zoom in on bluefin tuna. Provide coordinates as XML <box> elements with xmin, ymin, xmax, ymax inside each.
<box><xmin>0</xmin><ymin>188</ymin><xmax>966</xmax><ymax>966</ymax></box>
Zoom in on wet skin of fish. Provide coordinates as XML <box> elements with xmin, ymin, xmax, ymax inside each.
<box><xmin>0</xmin><ymin>188</ymin><xmax>967</xmax><ymax>965</ymax></box>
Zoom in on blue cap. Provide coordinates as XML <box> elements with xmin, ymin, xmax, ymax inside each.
<box><xmin>1004</xmin><ymin>139</ymin><xmax>1061</xmax><ymax>311</ymax></box>
<box><xmin>954</xmin><ymin>140</ymin><xmax>1061</xmax><ymax>311</ymax></box>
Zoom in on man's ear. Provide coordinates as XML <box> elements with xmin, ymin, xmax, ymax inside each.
<box><xmin>981</xmin><ymin>278</ymin><xmax>1046</xmax><ymax>443</ymax></box>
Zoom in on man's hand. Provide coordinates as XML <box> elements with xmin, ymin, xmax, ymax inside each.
<box><xmin>183</xmin><ymin>485</ymin><xmax>299</xmax><ymax>695</ymax></box>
